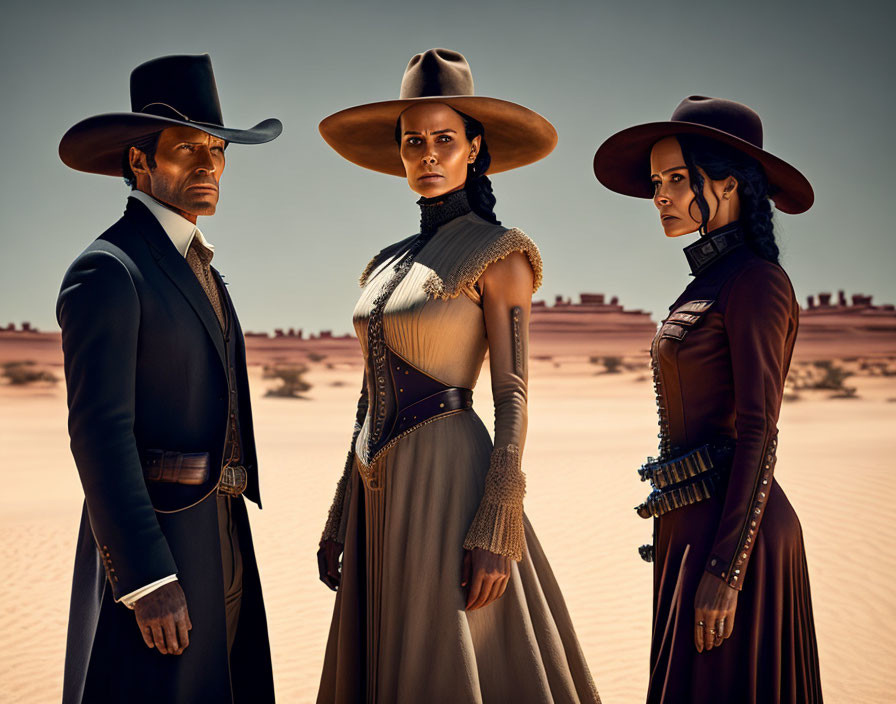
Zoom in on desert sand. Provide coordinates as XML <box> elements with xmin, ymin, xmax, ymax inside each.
<box><xmin>1</xmin><ymin>352</ymin><xmax>895</xmax><ymax>703</ymax></box>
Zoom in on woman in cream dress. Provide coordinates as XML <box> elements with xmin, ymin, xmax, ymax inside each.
<box><xmin>315</xmin><ymin>49</ymin><xmax>600</xmax><ymax>703</ymax></box>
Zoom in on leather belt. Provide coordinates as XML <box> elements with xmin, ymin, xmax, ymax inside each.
<box><xmin>142</xmin><ymin>450</ymin><xmax>210</xmax><ymax>485</ymax></box>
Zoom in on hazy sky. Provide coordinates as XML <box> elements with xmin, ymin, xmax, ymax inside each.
<box><xmin>1</xmin><ymin>0</ymin><xmax>893</xmax><ymax>334</ymax></box>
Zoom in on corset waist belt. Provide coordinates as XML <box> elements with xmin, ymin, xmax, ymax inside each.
<box><xmin>366</xmin><ymin>346</ymin><xmax>473</xmax><ymax>461</ymax></box>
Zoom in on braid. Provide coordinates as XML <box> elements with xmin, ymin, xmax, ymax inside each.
<box><xmin>677</xmin><ymin>135</ymin><xmax>779</xmax><ymax>264</ymax></box>
<box><xmin>463</xmin><ymin>134</ymin><xmax>500</xmax><ymax>225</ymax></box>
<box><xmin>739</xmin><ymin>176</ymin><xmax>778</xmax><ymax>262</ymax></box>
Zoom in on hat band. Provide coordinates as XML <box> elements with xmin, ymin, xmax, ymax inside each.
<box><xmin>138</xmin><ymin>102</ymin><xmax>223</xmax><ymax>130</ymax></box>
<box><xmin>141</xmin><ymin>102</ymin><xmax>192</xmax><ymax>121</ymax></box>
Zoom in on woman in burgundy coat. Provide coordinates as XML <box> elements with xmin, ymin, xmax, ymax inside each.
<box><xmin>594</xmin><ymin>96</ymin><xmax>823</xmax><ymax>703</ymax></box>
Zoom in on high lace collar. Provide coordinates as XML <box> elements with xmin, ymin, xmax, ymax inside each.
<box><xmin>683</xmin><ymin>222</ymin><xmax>745</xmax><ymax>276</ymax></box>
<box><xmin>417</xmin><ymin>189</ymin><xmax>472</xmax><ymax>234</ymax></box>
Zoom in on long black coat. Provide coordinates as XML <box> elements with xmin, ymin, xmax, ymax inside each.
<box><xmin>58</xmin><ymin>198</ymin><xmax>274</xmax><ymax>703</ymax></box>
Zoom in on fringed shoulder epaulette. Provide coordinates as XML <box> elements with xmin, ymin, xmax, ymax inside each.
<box><xmin>420</xmin><ymin>218</ymin><xmax>543</xmax><ymax>300</ymax></box>
<box><xmin>359</xmin><ymin>234</ymin><xmax>418</xmax><ymax>288</ymax></box>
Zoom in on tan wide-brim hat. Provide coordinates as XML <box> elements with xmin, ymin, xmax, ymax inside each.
<box><xmin>319</xmin><ymin>48</ymin><xmax>557</xmax><ymax>176</ymax></box>
<box><xmin>593</xmin><ymin>95</ymin><xmax>814</xmax><ymax>214</ymax></box>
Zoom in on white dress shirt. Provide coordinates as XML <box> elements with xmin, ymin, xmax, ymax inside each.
<box><xmin>119</xmin><ymin>190</ymin><xmax>216</xmax><ymax>608</ymax></box>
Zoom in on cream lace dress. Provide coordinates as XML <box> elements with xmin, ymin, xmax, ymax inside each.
<box><xmin>317</xmin><ymin>204</ymin><xmax>600</xmax><ymax>704</ymax></box>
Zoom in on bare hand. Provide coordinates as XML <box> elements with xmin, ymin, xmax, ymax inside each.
<box><xmin>134</xmin><ymin>581</ymin><xmax>192</xmax><ymax>655</ymax></box>
<box><xmin>317</xmin><ymin>539</ymin><xmax>343</xmax><ymax>591</ymax></box>
<box><xmin>694</xmin><ymin>571</ymin><xmax>738</xmax><ymax>653</ymax></box>
<box><xmin>461</xmin><ymin>548</ymin><xmax>511</xmax><ymax>610</ymax></box>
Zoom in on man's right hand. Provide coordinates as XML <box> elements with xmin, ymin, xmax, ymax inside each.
<box><xmin>134</xmin><ymin>581</ymin><xmax>192</xmax><ymax>655</ymax></box>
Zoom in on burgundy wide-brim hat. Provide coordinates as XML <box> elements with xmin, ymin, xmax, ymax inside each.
<box><xmin>593</xmin><ymin>96</ymin><xmax>813</xmax><ymax>214</ymax></box>
<box><xmin>319</xmin><ymin>48</ymin><xmax>558</xmax><ymax>176</ymax></box>
<box><xmin>59</xmin><ymin>54</ymin><xmax>282</xmax><ymax>176</ymax></box>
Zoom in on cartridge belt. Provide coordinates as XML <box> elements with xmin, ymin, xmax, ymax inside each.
<box><xmin>635</xmin><ymin>440</ymin><xmax>734</xmax><ymax>519</ymax></box>
<box><xmin>638</xmin><ymin>441</ymin><xmax>735</xmax><ymax>490</ymax></box>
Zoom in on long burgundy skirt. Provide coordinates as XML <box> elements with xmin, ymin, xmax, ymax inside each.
<box><xmin>647</xmin><ymin>479</ymin><xmax>823</xmax><ymax>703</ymax></box>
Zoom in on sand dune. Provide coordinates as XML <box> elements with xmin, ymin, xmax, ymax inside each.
<box><xmin>1</xmin><ymin>363</ymin><xmax>894</xmax><ymax>702</ymax></box>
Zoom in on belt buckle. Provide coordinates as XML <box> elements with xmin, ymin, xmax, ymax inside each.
<box><xmin>217</xmin><ymin>465</ymin><xmax>248</xmax><ymax>497</ymax></box>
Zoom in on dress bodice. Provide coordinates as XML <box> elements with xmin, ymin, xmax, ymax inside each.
<box><xmin>352</xmin><ymin>215</ymin><xmax>490</xmax><ymax>390</ymax></box>
<box><xmin>351</xmin><ymin>211</ymin><xmax>542</xmax><ymax>466</ymax></box>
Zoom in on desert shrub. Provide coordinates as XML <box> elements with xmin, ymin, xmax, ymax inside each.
<box><xmin>782</xmin><ymin>378</ymin><xmax>801</xmax><ymax>402</ymax></box>
<box><xmin>2</xmin><ymin>361</ymin><xmax>58</xmax><ymax>386</ymax></box>
<box><xmin>860</xmin><ymin>359</ymin><xmax>896</xmax><ymax>377</ymax></box>
<box><xmin>263</xmin><ymin>364</ymin><xmax>312</xmax><ymax>399</ymax></box>
<box><xmin>307</xmin><ymin>352</ymin><xmax>328</xmax><ymax>363</ymax></box>
<box><xmin>787</xmin><ymin>360</ymin><xmax>859</xmax><ymax>398</ymax></box>
<box><xmin>602</xmin><ymin>356</ymin><xmax>623</xmax><ymax>374</ymax></box>
<box><xmin>590</xmin><ymin>355</ymin><xmax>625</xmax><ymax>374</ymax></box>
<box><xmin>811</xmin><ymin>360</ymin><xmax>854</xmax><ymax>390</ymax></box>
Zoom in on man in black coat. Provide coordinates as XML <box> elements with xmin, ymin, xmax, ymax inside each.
<box><xmin>56</xmin><ymin>54</ymin><xmax>282</xmax><ymax>703</ymax></box>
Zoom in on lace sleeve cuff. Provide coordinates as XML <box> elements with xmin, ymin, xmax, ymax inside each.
<box><xmin>463</xmin><ymin>444</ymin><xmax>527</xmax><ymax>561</ymax></box>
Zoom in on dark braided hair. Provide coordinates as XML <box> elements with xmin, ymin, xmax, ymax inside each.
<box><xmin>676</xmin><ymin>135</ymin><xmax>779</xmax><ymax>264</ymax></box>
<box><xmin>453</xmin><ymin>109</ymin><xmax>500</xmax><ymax>225</ymax></box>
<box><xmin>394</xmin><ymin>106</ymin><xmax>500</xmax><ymax>225</ymax></box>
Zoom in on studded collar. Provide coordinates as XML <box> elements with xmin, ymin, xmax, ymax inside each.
<box><xmin>683</xmin><ymin>222</ymin><xmax>745</xmax><ymax>276</ymax></box>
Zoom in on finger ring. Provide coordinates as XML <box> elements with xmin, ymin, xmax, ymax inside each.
<box><xmin>697</xmin><ymin>621</ymin><xmax>705</xmax><ymax>627</ymax></box>
<box><xmin>708</xmin><ymin>629</ymin><xmax>716</xmax><ymax>635</ymax></box>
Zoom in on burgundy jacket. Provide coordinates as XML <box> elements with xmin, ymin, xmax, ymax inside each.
<box><xmin>653</xmin><ymin>224</ymin><xmax>799</xmax><ymax>589</ymax></box>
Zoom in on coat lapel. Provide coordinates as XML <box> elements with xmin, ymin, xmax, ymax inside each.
<box><xmin>127</xmin><ymin>199</ymin><xmax>227</xmax><ymax>369</ymax></box>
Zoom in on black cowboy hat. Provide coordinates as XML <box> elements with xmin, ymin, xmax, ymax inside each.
<box><xmin>593</xmin><ymin>95</ymin><xmax>813</xmax><ymax>214</ymax></box>
<box><xmin>59</xmin><ymin>54</ymin><xmax>282</xmax><ymax>176</ymax></box>
<box><xmin>319</xmin><ymin>48</ymin><xmax>557</xmax><ymax>176</ymax></box>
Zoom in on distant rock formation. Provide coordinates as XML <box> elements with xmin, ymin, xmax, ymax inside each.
<box><xmin>530</xmin><ymin>293</ymin><xmax>656</xmax><ymax>336</ymax></box>
<box><xmin>804</xmin><ymin>289</ymin><xmax>895</xmax><ymax>314</ymax></box>
<box><xmin>2</xmin><ymin>322</ymin><xmax>38</xmax><ymax>333</ymax></box>
<box><xmin>3</xmin><ymin>290</ymin><xmax>894</xmax><ymax>367</ymax></box>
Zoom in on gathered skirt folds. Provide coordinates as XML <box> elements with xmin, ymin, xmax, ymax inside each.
<box><xmin>317</xmin><ymin>410</ymin><xmax>600</xmax><ymax>704</ymax></box>
<box><xmin>648</xmin><ymin>479</ymin><xmax>822</xmax><ymax>704</ymax></box>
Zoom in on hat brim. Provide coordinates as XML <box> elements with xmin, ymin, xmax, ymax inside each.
<box><xmin>593</xmin><ymin>121</ymin><xmax>813</xmax><ymax>214</ymax></box>
<box><xmin>319</xmin><ymin>96</ymin><xmax>557</xmax><ymax>176</ymax></box>
<box><xmin>59</xmin><ymin>113</ymin><xmax>283</xmax><ymax>176</ymax></box>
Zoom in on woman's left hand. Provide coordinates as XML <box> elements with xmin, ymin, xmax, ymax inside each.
<box><xmin>694</xmin><ymin>571</ymin><xmax>738</xmax><ymax>652</ymax></box>
<box><xmin>461</xmin><ymin>548</ymin><xmax>511</xmax><ymax>610</ymax></box>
